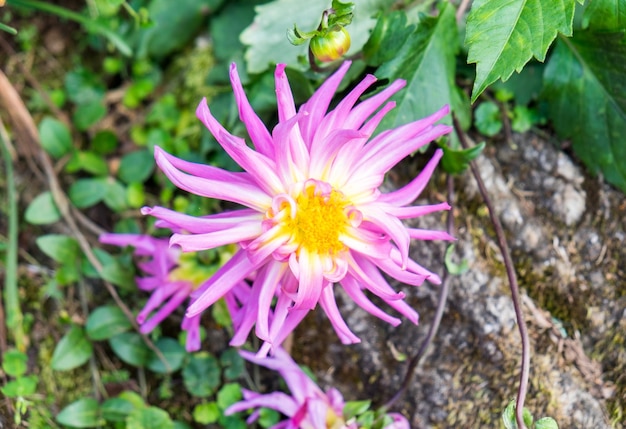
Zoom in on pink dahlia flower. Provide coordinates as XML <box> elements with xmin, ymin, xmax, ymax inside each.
<box><xmin>143</xmin><ymin>61</ymin><xmax>453</xmax><ymax>355</ymax></box>
<box><xmin>226</xmin><ymin>348</ymin><xmax>410</xmax><ymax>429</ymax></box>
<box><xmin>99</xmin><ymin>233</ymin><xmax>214</xmax><ymax>351</ymax></box>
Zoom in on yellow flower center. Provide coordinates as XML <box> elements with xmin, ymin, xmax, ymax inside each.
<box><xmin>282</xmin><ymin>182</ymin><xmax>350</xmax><ymax>256</ymax></box>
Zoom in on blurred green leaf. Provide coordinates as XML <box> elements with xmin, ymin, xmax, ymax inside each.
<box><xmin>39</xmin><ymin>117</ymin><xmax>73</xmax><ymax>158</ymax></box>
<box><xmin>444</xmin><ymin>244</ymin><xmax>470</xmax><ymax>275</ymax></box>
<box><xmin>36</xmin><ymin>234</ymin><xmax>80</xmax><ymax>265</ymax></box>
<box><xmin>65</xmin><ymin>68</ymin><xmax>106</xmax><ymax>104</ymax></box>
<box><xmin>118</xmin><ymin>149</ymin><xmax>155</xmax><ymax>184</ymax></box>
<box><xmin>92</xmin><ymin>130</ymin><xmax>118</xmax><ymax>155</ymax></box>
<box><xmin>183</xmin><ymin>352</ymin><xmax>221</xmax><ymax>397</ymax></box>
<box><xmin>241</xmin><ymin>0</ymin><xmax>391</xmax><ymax>73</ymax></box>
<box><xmin>73</xmin><ymin>99</ymin><xmax>107</xmax><ymax>130</ymax></box>
<box><xmin>103</xmin><ymin>177</ymin><xmax>129</xmax><ymax>212</ymax></box>
<box><xmin>101</xmin><ymin>397</ymin><xmax>135</xmax><ymax>422</ymax></box>
<box><xmin>466</xmin><ymin>0</ymin><xmax>579</xmax><ymax>102</ymax></box>
<box><xmin>363</xmin><ymin>11</ymin><xmax>414</xmax><ymax>67</ymax></box>
<box><xmin>542</xmin><ymin>31</ymin><xmax>626</xmax><ymax>192</ymax></box>
<box><xmin>69</xmin><ymin>177</ymin><xmax>108</xmax><ymax>208</ymax></box>
<box><xmin>147</xmin><ymin>337</ymin><xmax>186</xmax><ymax>374</ymax></box>
<box><xmin>511</xmin><ymin>105</ymin><xmax>539</xmax><ymax>133</ymax></box>
<box><xmin>216</xmin><ymin>383</ymin><xmax>242</xmax><ymax>410</ymax></box>
<box><xmin>343</xmin><ymin>400</ymin><xmax>371</xmax><ymax>420</ymax></box>
<box><xmin>25</xmin><ymin>191</ymin><xmax>61</xmax><ymax>225</ymax></box>
<box><xmin>258</xmin><ymin>408</ymin><xmax>281</xmax><ymax>428</ymax></box>
<box><xmin>0</xmin><ymin>376</ymin><xmax>38</xmax><ymax>397</ymax></box>
<box><xmin>86</xmin><ymin>305</ymin><xmax>132</xmax><ymax>341</ymax></box>
<box><xmin>535</xmin><ymin>417</ymin><xmax>559</xmax><ymax>429</ymax></box>
<box><xmin>51</xmin><ymin>325</ymin><xmax>94</xmax><ymax>371</ymax></box>
<box><xmin>192</xmin><ymin>402</ymin><xmax>220</xmax><ymax>425</ymax></box>
<box><xmin>375</xmin><ymin>4</ymin><xmax>466</xmax><ymax>136</ymax></box>
<box><xmin>65</xmin><ymin>151</ymin><xmax>109</xmax><ymax>176</ymax></box>
<box><xmin>220</xmin><ymin>348</ymin><xmax>244</xmax><ymax>380</ymax></box>
<box><xmin>474</xmin><ymin>101</ymin><xmax>502</xmax><ymax>137</ymax></box>
<box><xmin>109</xmin><ymin>332</ymin><xmax>151</xmax><ymax>367</ymax></box>
<box><xmin>582</xmin><ymin>0</ymin><xmax>626</xmax><ymax>31</ymax></box>
<box><xmin>56</xmin><ymin>398</ymin><xmax>104</xmax><ymax>428</ymax></box>
<box><xmin>126</xmin><ymin>407</ymin><xmax>174</xmax><ymax>429</ymax></box>
<box><xmin>2</xmin><ymin>349</ymin><xmax>28</xmax><ymax>377</ymax></box>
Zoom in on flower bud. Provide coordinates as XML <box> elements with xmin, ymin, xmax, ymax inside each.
<box><xmin>310</xmin><ymin>27</ymin><xmax>351</xmax><ymax>62</ymax></box>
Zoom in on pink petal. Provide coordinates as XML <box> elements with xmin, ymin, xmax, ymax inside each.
<box><xmin>340</xmin><ymin>275</ymin><xmax>401</xmax><ymax>326</ymax></box>
<box><xmin>170</xmin><ymin>221</ymin><xmax>262</xmax><ymax>252</ymax></box>
<box><xmin>255</xmin><ymin>261</ymin><xmax>288</xmax><ymax>341</ymax></box>
<box><xmin>407</xmin><ymin>228</ymin><xmax>456</xmax><ymax>241</ymax></box>
<box><xmin>275</xmin><ymin>64</ymin><xmax>296</xmax><ymax>122</ymax></box>
<box><xmin>142</xmin><ymin>206</ymin><xmax>262</xmax><ymax>234</ymax></box>
<box><xmin>319</xmin><ymin>285</ymin><xmax>360</xmax><ymax>344</ymax></box>
<box><xmin>386</xmin><ymin>202</ymin><xmax>451</xmax><ymax>219</ymax></box>
<box><xmin>291</xmin><ymin>250</ymin><xmax>324</xmax><ymax>311</ymax></box>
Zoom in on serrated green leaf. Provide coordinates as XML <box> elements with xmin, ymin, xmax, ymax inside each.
<box><xmin>109</xmin><ymin>332</ymin><xmax>151</xmax><ymax>367</ymax></box>
<box><xmin>51</xmin><ymin>325</ymin><xmax>94</xmax><ymax>371</ymax></box>
<box><xmin>542</xmin><ymin>32</ymin><xmax>626</xmax><ymax>192</ymax></box>
<box><xmin>56</xmin><ymin>398</ymin><xmax>104</xmax><ymax>428</ymax></box>
<box><xmin>375</xmin><ymin>4</ymin><xmax>464</xmax><ymax>134</ymax></box>
<box><xmin>182</xmin><ymin>352</ymin><xmax>221</xmax><ymax>397</ymax></box>
<box><xmin>2</xmin><ymin>349</ymin><xmax>28</xmax><ymax>377</ymax></box>
<box><xmin>86</xmin><ymin>305</ymin><xmax>132</xmax><ymax>341</ymax></box>
<box><xmin>466</xmin><ymin>0</ymin><xmax>578</xmax><ymax>102</ymax></box>
<box><xmin>241</xmin><ymin>0</ymin><xmax>392</xmax><ymax>73</ymax></box>
<box><xmin>69</xmin><ymin>177</ymin><xmax>108</xmax><ymax>208</ymax></box>
<box><xmin>582</xmin><ymin>0</ymin><xmax>626</xmax><ymax>31</ymax></box>
<box><xmin>126</xmin><ymin>407</ymin><xmax>174</xmax><ymax>429</ymax></box>
<box><xmin>39</xmin><ymin>117</ymin><xmax>73</xmax><ymax>158</ymax></box>
<box><xmin>36</xmin><ymin>234</ymin><xmax>80</xmax><ymax>265</ymax></box>
<box><xmin>25</xmin><ymin>191</ymin><xmax>61</xmax><ymax>225</ymax></box>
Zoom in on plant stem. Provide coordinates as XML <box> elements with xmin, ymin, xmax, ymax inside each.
<box><xmin>385</xmin><ymin>174</ymin><xmax>455</xmax><ymax>410</ymax></box>
<box><xmin>453</xmin><ymin>115</ymin><xmax>530</xmax><ymax>429</ymax></box>
<box><xmin>0</xmin><ymin>119</ymin><xmax>25</xmax><ymax>352</ymax></box>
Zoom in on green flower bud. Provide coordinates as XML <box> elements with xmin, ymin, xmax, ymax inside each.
<box><xmin>310</xmin><ymin>27</ymin><xmax>351</xmax><ymax>62</ymax></box>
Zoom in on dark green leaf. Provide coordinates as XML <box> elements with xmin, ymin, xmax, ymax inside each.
<box><xmin>210</xmin><ymin>2</ymin><xmax>256</xmax><ymax>62</ymax></box>
<box><xmin>91</xmin><ymin>130</ymin><xmax>118</xmax><ymax>155</ymax></box>
<box><xmin>192</xmin><ymin>402</ymin><xmax>220</xmax><ymax>425</ymax></box>
<box><xmin>0</xmin><ymin>376</ymin><xmax>38</xmax><ymax>397</ymax></box>
<box><xmin>39</xmin><ymin>117</ymin><xmax>73</xmax><ymax>158</ymax></box>
<box><xmin>73</xmin><ymin>99</ymin><xmax>107</xmax><ymax>130</ymax></box>
<box><xmin>220</xmin><ymin>348</ymin><xmax>244</xmax><ymax>380</ymax></box>
<box><xmin>126</xmin><ymin>406</ymin><xmax>174</xmax><ymax>429</ymax></box>
<box><xmin>474</xmin><ymin>101</ymin><xmax>502</xmax><ymax>137</ymax></box>
<box><xmin>147</xmin><ymin>337</ymin><xmax>186</xmax><ymax>374</ymax></box>
<box><xmin>69</xmin><ymin>177</ymin><xmax>108</xmax><ymax>208</ymax></box>
<box><xmin>118</xmin><ymin>149</ymin><xmax>155</xmax><ymax>184</ymax></box>
<box><xmin>101</xmin><ymin>397</ymin><xmax>135</xmax><ymax>422</ymax></box>
<box><xmin>25</xmin><ymin>191</ymin><xmax>61</xmax><ymax>225</ymax></box>
<box><xmin>375</xmin><ymin>4</ymin><xmax>465</xmax><ymax>135</ymax></box>
<box><xmin>109</xmin><ymin>332</ymin><xmax>151</xmax><ymax>367</ymax></box>
<box><xmin>103</xmin><ymin>177</ymin><xmax>129</xmax><ymax>212</ymax></box>
<box><xmin>363</xmin><ymin>11</ymin><xmax>415</xmax><ymax>66</ymax></box>
<box><xmin>86</xmin><ymin>305</ymin><xmax>132</xmax><ymax>341</ymax></box>
<box><xmin>36</xmin><ymin>234</ymin><xmax>80</xmax><ymax>265</ymax></box>
<box><xmin>51</xmin><ymin>325</ymin><xmax>94</xmax><ymax>371</ymax></box>
<box><xmin>582</xmin><ymin>0</ymin><xmax>626</xmax><ymax>31</ymax></box>
<box><xmin>466</xmin><ymin>0</ymin><xmax>579</xmax><ymax>102</ymax></box>
<box><xmin>182</xmin><ymin>352</ymin><xmax>221</xmax><ymax>397</ymax></box>
<box><xmin>65</xmin><ymin>68</ymin><xmax>106</xmax><ymax>104</ymax></box>
<box><xmin>56</xmin><ymin>398</ymin><xmax>104</xmax><ymax>428</ymax></box>
<box><xmin>241</xmin><ymin>0</ymin><xmax>390</xmax><ymax>73</ymax></box>
<box><xmin>82</xmin><ymin>247</ymin><xmax>136</xmax><ymax>290</ymax></box>
<box><xmin>542</xmin><ymin>32</ymin><xmax>626</xmax><ymax>192</ymax></box>
<box><xmin>2</xmin><ymin>349</ymin><xmax>28</xmax><ymax>377</ymax></box>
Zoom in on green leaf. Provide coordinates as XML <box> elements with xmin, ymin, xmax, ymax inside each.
<box><xmin>69</xmin><ymin>177</ymin><xmax>108</xmax><ymax>208</ymax></box>
<box><xmin>440</xmin><ymin>140</ymin><xmax>486</xmax><ymax>175</ymax></box>
<box><xmin>101</xmin><ymin>397</ymin><xmax>135</xmax><ymax>422</ymax></box>
<box><xmin>39</xmin><ymin>117</ymin><xmax>73</xmax><ymax>158</ymax></box>
<box><xmin>363</xmin><ymin>11</ymin><xmax>415</xmax><ymax>67</ymax></box>
<box><xmin>0</xmin><ymin>376</ymin><xmax>38</xmax><ymax>397</ymax></box>
<box><xmin>117</xmin><ymin>149</ymin><xmax>155</xmax><ymax>184</ymax></box>
<box><xmin>126</xmin><ymin>407</ymin><xmax>174</xmax><ymax>429</ymax></box>
<box><xmin>65</xmin><ymin>151</ymin><xmax>109</xmax><ymax>176</ymax></box>
<box><xmin>241</xmin><ymin>0</ymin><xmax>391</xmax><ymax>73</ymax></box>
<box><xmin>65</xmin><ymin>68</ymin><xmax>106</xmax><ymax>105</ymax></box>
<box><xmin>444</xmin><ymin>245</ymin><xmax>470</xmax><ymax>275</ymax></box>
<box><xmin>73</xmin><ymin>99</ymin><xmax>107</xmax><ymax>130</ymax></box>
<box><xmin>25</xmin><ymin>191</ymin><xmax>61</xmax><ymax>225</ymax></box>
<box><xmin>2</xmin><ymin>349</ymin><xmax>28</xmax><ymax>377</ymax></box>
<box><xmin>109</xmin><ymin>332</ymin><xmax>151</xmax><ymax>367</ymax></box>
<box><xmin>91</xmin><ymin>130</ymin><xmax>118</xmax><ymax>155</ymax></box>
<box><xmin>216</xmin><ymin>383</ymin><xmax>242</xmax><ymax>410</ymax></box>
<box><xmin>51</xmin><ymin>325</ymin><xmax>94</xmax><ymax>371</ymax></box>
<box><xmin>210</xmin><ymin>2</ymin><xmax>257</xmax><ymax>62</ymax></box>
<box><xmin>192</xmin><ymin>402</ymin><xmax>220</xmax><ymax>424</ymax></box>
<box><xmin>375</xmin><ymin>4</ymin><xmax>465</xmax><ymax>135</ymax></box>
<box><xmin>502</xmin><ymin>400</ymin><xmax>516</xmax><ymax>429</ymax></box>
<box><xmin>182</xmin><ymin>352</ymin><xmax>221</xmax><ymax>397</ymax></box>
<box><xmin>86</xmin><ymin>305</ymin><xmax>132</xmax><ymax>341</ymax></box>
<box><xmin>466</xmin><ymin>0</ymin><xmax>578</xmax><ymax>102</ymax></box>
<box><xmin>36</xmin><ymin>234</ymin><xmax>80</xmax><ymax>265</ymax></box>
<box><xmin>56</xmin><ymin>398</ymin><xmax>104</xmax><ymax>428</ymax></box>
<box><xmin>542</xmin><ymin>32</ymin><xmax>626</xmax><ymax>192</ymax></box>
<box><xmin>103</xmin><ymin>177</ymin><xmax>129</xmax><ymax>212</ymax></box>
<box><xmin>343</xmin><ymin>400</ymin><xmax>371</xmax><ymax>420</ymax></box>
<box><xmin>146</xmin><ymin>337</ymin><xmax>186</xmax><ymax>374</ymax></box>
<box><xmin>474</xmin><ymin>101</ymin><xmax>503</xmax><ymax>137</ymax></box>
<box><xmin>220</xmin><ymin>348</ymin><xmax>244</xmax><ymax>380</ymax></box>
<box><xmin>582</xmin><ymin>0</ymin><xmax>626</xmax><ymax>31</ymax></box>
<box><xmin>535</xmin><ymin>417</ymin><xmax>559</xmax><ymax>429</ymax></box>
<box><xmin>258</xmin><ymin>408</ymin><xmax>281</xmax><ymax>428</ymax></box>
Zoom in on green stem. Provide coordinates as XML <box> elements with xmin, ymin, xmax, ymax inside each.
<box><xmin>7</xmin><ymin>0</ymin><xmax>132</xmax><ymax>56</ymax></box>
<box><xmin>0</xmin><ymin>123</ymin><xmax>25</xmax><ymax>351</ymax></box>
